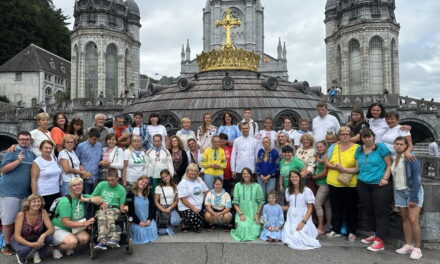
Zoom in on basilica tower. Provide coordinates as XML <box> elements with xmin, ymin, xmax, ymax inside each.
<box><xmin>181</xmin><ymin>0</ymin><xmax>288</xmax><ymax>80</ymax></box>
<box><xmin>71</xmin><ymin>0</ymin><xmax>141</xmax><ymax>99</ymax></box>
<box><xmin>325</xmin><ymin>0</ymin><xmax>400</xmax><ymax>95</ymax></box>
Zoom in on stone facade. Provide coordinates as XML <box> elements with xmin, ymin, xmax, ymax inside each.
<box><xmin>180</xmin><ymin>0</ymin><xmax>288</xmax><ymax>80</ymax></box>
<box><xmin>71</xmin><ymin>0</ymin><xmax>141</xmax><ymax>99</ymax></box>
<box><xmin>325</xmin><ymin>0</ymin><xmax>400</xmax><ymax>95</ymax></box>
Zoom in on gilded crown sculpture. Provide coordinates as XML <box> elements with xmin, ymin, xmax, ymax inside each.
<box><xmin>197</xmin><ymin>9</ymin><xmax>261</xmax><ymax>73</ymax></box>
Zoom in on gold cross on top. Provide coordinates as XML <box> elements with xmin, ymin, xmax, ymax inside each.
<box><xmin>216</xmin><ymin>9</ymin><xmax>241</xmax><ymax>49</ymax></box>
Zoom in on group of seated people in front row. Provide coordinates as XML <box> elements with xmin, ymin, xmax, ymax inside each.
<box><xmin>0</xmin><ymin>102</ymin><xmax>425</xmax><ymax>262</ymax></box>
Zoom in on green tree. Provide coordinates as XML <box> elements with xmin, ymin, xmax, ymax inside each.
<box><xmin>0</xmin><ymin>95</ymin><xmax>10</xmax><ymax>103</ymax></box>
<box><xmin>0</xmin><ymin>0</ymin><xmax>71</xmax><ymax>65</ymax></box>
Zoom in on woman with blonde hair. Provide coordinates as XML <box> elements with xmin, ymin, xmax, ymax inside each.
<box><xmin>12</xmin><ymin>194</ymin><xmax>54</xmax><ymax>264</ymax></box>
<box><xmin>30</xmin><ymin>112</ymin><xmax>54</xmax><ymax>156</ymax></box>
<box><xmin>177</xmin><ymin>163</ymin><xmax>209</xmax><ymax>232</ymax></box>
<box><xmin>122</xmin><ymin>135</ymin><xmax>147</xmax><ymax>188</ymax></box>
<box><xmin>127</xmin><ymin>176</ymin><xmax>158</xmax><ymax>244</ymax></box>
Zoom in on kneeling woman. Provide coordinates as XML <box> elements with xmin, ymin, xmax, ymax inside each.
<box><xmin>204</xmin><ymin>177</ymin><xmax>233</xmax><ymax>231</ymax></box>
<box><xmin>282</xmin><ymin>170</ymin><xmax>321</xmax><ymax>250</ymax></box>
<box><xmin>177</xmin><ymin>163</ymin><xmax>209</xmax><ymax>232</ymax></box>
<box><xmin>127</xmin><ymin>176</ymin><xmax>158</xmax><ymax>244</ymax></box>
<box><xmin>231</xmin><ymin>168</ymin><xmax>264</xmax><ymax>242</ymax></box>
<box><xmin>51</xmin><ymin>177</ymin><xmax>103</xmax><ymax>259</ymax></box>
<box><xmin>12</xmin><ymin>194</ymin><xmax>54</xmax><ymax>264</ymax></box>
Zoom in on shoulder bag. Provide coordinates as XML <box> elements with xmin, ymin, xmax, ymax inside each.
<box><xmin>337</xmin><ymin>145</ymin><xmax>354</xmax><ymax>186</ymax></box>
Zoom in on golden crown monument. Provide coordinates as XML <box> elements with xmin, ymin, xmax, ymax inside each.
<box><xmin>197</xmin><ymin>9</ymin><xmax>261</xmax><ymax>73</ymax></box>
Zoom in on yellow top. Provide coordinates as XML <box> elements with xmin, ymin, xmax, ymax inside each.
<box><xmin>326</xmin><ymin>143</ymin><xmax>359</xmax><ymax>187</ymax></box>
<box><xmin>201</xmin><ymin>147</ymin><xmax>227</xmax><ymax>176</ymax></box>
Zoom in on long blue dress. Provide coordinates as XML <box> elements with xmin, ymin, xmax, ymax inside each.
<box><xmin>131</xmin><ymin>196</ymin><xmax>159</xmax><ymax>244</ymax></box>
<box><xmin>260</xmin><ymin>203</ymin><xmax>284</xmax><ymax>241</ymax></box>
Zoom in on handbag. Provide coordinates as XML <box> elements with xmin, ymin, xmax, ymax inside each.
<box><xmin>156</xmin><ymin>186</ymin><xmax>171</xmax><ymax>228</ymax></box>
<box><xmin>336</xmin><ymin>145</ymin><xmax>354</xmax><ymax>186</ymax></box>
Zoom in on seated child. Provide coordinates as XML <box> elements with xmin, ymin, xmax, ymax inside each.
<box><xmin>260</xmin><ymin>190</ymin><xmax>284</xmax><ymax>242</ymax></box>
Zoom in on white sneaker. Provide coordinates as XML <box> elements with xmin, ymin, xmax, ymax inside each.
<box><xmin>395</xmin><ymin>244</ymin><xmax>414</xmax><ymax>254</ymax></box>
<box><xmin>52</xmin><ymin>248</ymin><xmax>63</xmax><ymax>260</ymax></box>
<box><xmin>65</xmin><ymin>249</ymin><xmax>75</xmax><ymax>256</ymax></box>
<box><xmin>326</xmin><ymin>231</ymin><xmax>341</xmax><ymax>238</ymax></box>
<box><xmin>409</xmin><ymin>248</ymin><xmax>422</xmax><ymax>260</ymax></box>
<box><xmin>33</xmin><ymin>252</ymin><xmax>41</xmax><ymax>264</ymax></box>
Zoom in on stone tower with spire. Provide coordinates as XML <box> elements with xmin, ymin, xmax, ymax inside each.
<box><xmin>325</xmin><ymin>0</ymin><xmax>400</xmax><ymax>95</ymax></box>
<box><xmin>71</xmin><ymin>0</ymin><xmax>141</xmax><ymax>99</ymax></box>
<box><xmin>181</xmin><ymin>0</ymin><xmax>288</xmax><ymax>80</ymax></box>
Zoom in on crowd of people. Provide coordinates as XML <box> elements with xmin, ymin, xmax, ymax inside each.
<box><xmin>0</xmin><ymin>103</ymin><xmax>425</xmax><ymax>262</ymax></box>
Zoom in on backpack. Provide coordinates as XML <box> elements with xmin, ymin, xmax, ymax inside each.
<box><xmin>49</xmin><ymin>194</ymin><xmax>72</xmax><ymax>219</ymax></box>
<box><xmin>329</xmin><ymin>89</ymin><xmax>337</xmax><ymax>96</ymax></box>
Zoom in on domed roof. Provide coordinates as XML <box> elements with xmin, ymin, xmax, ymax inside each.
<box><xmin>125</xmin><ymin>0</ymin><xmax>140</xmax><ymax>16</ymax></box>
<box><xmin>124</xmin><ymin>71</ymin><xmax>341</xmax><ymax>135</ymax></box>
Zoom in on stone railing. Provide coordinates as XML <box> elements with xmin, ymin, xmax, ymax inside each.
<box><xmin>398</xmin><ymin>96</ymin><xmax>440</xmax><ymax>114</ymax></box>
<box><xmin>322</xmin><ymin>94</ymin><xmax>400</xmax><ymax>108</ymax></box>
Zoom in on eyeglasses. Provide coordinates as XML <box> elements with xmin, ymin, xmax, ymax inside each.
<box><xmin>18</xmin><ymin>138</ymin><xmax>31</xmax><ymax>141</ymax></box>
<box><xmin>339</xmin><ymin>133</ymin><xmax>351</xmax><ymax>136</ymax></box>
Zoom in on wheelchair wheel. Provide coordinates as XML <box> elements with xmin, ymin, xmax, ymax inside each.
<box><xmin>126</xmin><ymin>238</ymin><xmax>134</xmax><ymax>255</ymax></box>
<box><xmin>89</xmin><ymin>241</ymin><xmax>96</xmax><ymax>259</ymax></box>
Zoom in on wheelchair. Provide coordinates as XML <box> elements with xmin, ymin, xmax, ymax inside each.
<box><xmin>88</xmin><ymin>207</ymin><xmax>134</xmax><ymax>259</ymax></box>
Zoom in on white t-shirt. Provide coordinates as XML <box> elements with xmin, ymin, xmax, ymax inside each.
<box><xmin>30</xmin><ymin>129</ymin><xmax>53</xmax><ymax>156</ymax></box>
<box><xmin>33</xmin><ymin>156</ymin><xmax>61</xmax><ymax>196</ymax></box>
<box><xmin>123</xmin><ymin>149</ymin><xmax>147</xmax><ymax>183</ymax></box>
<box><xmin>428</xmin><ymin>142</ymin><xmax>440</xmax><ymax>156</ymax></box>
<box><xmin>312</xmin><ymin>114</ymin><xmax>340</xmax><ymax>142</ymax></box>
<box><xmin>177</xmin><ymin>178</ymin><xmax>209</xmax><ymax>211</ymax></box>
<box><xmin>132</xmin><ymin>127</ymin><xmax>141</xmax><ymax>137</ymax></box>
<box><xmin>148</xmin><ymin>125</ymin><xmax>167</xmax><ymax>147</ymax></box>
<box><xmin>256</xmin><ymin>130</ymin><xmax>277</xmax><ymax>150</ymax></box>
<box><xmin>155</xmin><ymin>185</ymin><xmax>177</xmax><ymax>206</ymax></box>
<box><xmin>382</xmin><ymin>125</ymin><xmax>411</xmax><ymax>156</ymax></box>
<box><xmin>58</xmin><ymin>149</ymin><xmax>81</xmax><ymax>183</ymax></box>
<box><xmin>369</xmin><ymin>118</ymin><xmax>389</xmax><ymax>143</ymax></box>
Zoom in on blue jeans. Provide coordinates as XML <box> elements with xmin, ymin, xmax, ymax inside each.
<box><xmin>60</xmin><ymin>182</ymin><xmax>70</xmax><ymax>196</ymax></box>
<box><xmin>204</xmin><ymin>174</ymin><xmax>223</xmax><ymax>190</ymax></box>
<box><xmin>257</xmin><ymin>177</ymin><xmax>276</xmax><ymax>201</ymax></box>
<box><xmin>12</xmin><ymin>235</ymin><xmax>53</xmax><ymax>261</ymax></box>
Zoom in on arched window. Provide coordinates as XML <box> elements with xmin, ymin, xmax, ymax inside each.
<box><xmin>371</xmin><ymin>0</ymin><xmax>380</xmax><ymax>16</ymax></box>
<box><xmin>106</xmin><ymin>44</ymin><xmax>118</xmax><ymax>98</ymax></box>
<box><xmin>349</xmin><ymin>39</ymin><xmax>362</xmax><ymax>94</ymax></box>
<box><xmin>336</xmin><ymin>45</ymin><xmax>342</xmax><ymax>84</ymax></box>
<box><xmin>391</xmin><ymin>39</ymin><xmax>398</xmax><ymax>94</ymax></box>
<box><xmin>369</xmin><ymin>36</ymin><xmax>384</xmax><ymax>94</ymax></box>
<box><xmin>85</xmin><ymin>42</ymin><xmax>98</xmax><ymax>98</ymax></box>
<box><xmin>274</xmin><ymin>110</ymin><xmax>301</xmax><ymax>131</ymax></box>
<box><xmin>158</xmin><ymin>112</ymin><xmax>181</xmax><ymax>136</ymax></box>
<box><xmin>73</xmin><ymin>45</ymin><xmax>79</xmax><ymax>98</ymax></box>
<box><xmin>125</xmin><ymin>49</ymin><xmax>129</xmax><ymax>87</ymax></box>
<box><xmin>212</xmin><ymin>110</ymin><xmax>241</xmax><ymax>128</ymax></box>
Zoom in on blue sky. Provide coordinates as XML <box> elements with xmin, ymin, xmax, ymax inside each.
<box><xmin>53</xmin><ymin>0</ymin><xmax>440</xmax><ymax>100</ymax></box>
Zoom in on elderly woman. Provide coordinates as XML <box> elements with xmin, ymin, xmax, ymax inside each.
<box><xmin>145</xmin><ymin>134</ymin><xmax>174</xmax><ymax>191</ymax></box>
<box><xmin>325</xmin><ymin>127</ymin><xmax>359</xmax><ymax>240</ymax></box>
<box><xmin>50</xmin><ymin>112</ymin><xmax>69</xmax><ymax>154</ymax></box>
<box><xmin>59</xmin><ymin>135</ymin><xmax>91</xmax><ymax>195</ymax></box>
<box><xmin>100</xmin><ymin>133</ymin><xmax>124</xmax><ymax>181</ymax></box>
<box><xmin>204</xmin><ymin>177</ymin><xmax>232</xmax><ymax>231</ymax></box>
<box><xmin>122</xmin><ymin>136</ymin><xmax>147</xmax><ymax>189</ymax></box>
<box><xmin>30</xmin><ymin>112</ymin><xmax>54</xmax><ymax>156</ymax></box>
<box><xmin>31</xmin><ymin>140</ymin><xmax>61</xmax><ymax>211</ymax></box>
<box><xmin>176</xmin><ymin>117</ymin><xmax>196</xmax><ymax>151</ymax></box>
<box><xmin>51</xmin><ymin>177</ymin><xmax>102</xmax><ymax>259</ymax></box>
<box><xmin>295</xmin><ymin>134</ymin><xmax>317</xmax><ymax>177</ymax></box>
<box><xmin>177</xmin><ymin>163</ymin><xmax>209</xmax><ymax>233</ymax></box>
<box><xmin>231</xmin><ymin>167</ymin><xmax>264</xmax><ymax>241</ymax></box>
<box><xmin>12</xmin><ymin>194</ymin><xmax>54</xmax><ymax>264</ymax></box>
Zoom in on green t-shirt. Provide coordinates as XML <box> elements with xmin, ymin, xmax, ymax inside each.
<box><xmin>91</xmin><ymin>181</ymin><xmax>126</xmax><ymax>208</ymax></box>
<box><xmin>51</xmin><ymin>194</ymin><xmax>92</xmax><ymax>232</ymax></box>
<box><xmin>279</xmin><ymin>157</ymin><xmax>305</xmax><ymax>188</ymax></box>
<box><xmin>314</xmin><ymin>158</ymin><xmax>327</xmax><ymax>185</ymax></box>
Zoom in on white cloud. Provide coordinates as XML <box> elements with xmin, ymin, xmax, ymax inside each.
<box><xmin>53</xmin><ymin>0</ymin><xmax>440</xmax><ymax>99</ymax></box>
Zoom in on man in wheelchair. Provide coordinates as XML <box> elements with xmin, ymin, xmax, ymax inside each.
<box><xmin>91</xmin><ymin>168</ymin><xmax>128</xmax><ymax>250</ymax></box>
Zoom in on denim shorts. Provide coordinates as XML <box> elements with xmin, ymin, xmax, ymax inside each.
<box><xmin>394</xmin><ymin>187</ymin><xmax>424</xmax><ymax>207</ymax></box>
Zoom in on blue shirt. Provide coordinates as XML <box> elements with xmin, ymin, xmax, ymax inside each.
<box><xmin>355</xmin><ymin>143</ymin><xmax>391</xmax><ymax>184</ymax></box>
<box><xmin>75</xmin><ymin>141</ymin><xmax>102</xmax><ymax>183</ymax></box>
<box><xmin>0</xmin><ymin>150</ymin><xmax>36</xmax><ymax>197</ymax></box>
<box><xmin>218</xmin><ymin>125</ymin><xmax>240</xmax><ymax>143</ymax></box>
<box><xmin>256</xmin><ymin>149</ymin><xmax>280</xmax><ymax>178</ymax></box>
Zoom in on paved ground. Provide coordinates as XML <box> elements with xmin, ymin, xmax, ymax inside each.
<box><xmin>1</xmin><ymin>230</ymin><xmax>439</xmax><ymax>264</ymax></box>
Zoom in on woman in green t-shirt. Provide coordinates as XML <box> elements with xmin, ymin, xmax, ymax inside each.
<box><xmin>312</xmin><ymin>140</ymin><xmax>331</xmax><ymax>234</ymax></box>
<box><xmin>279</xmin><ymin>145</ymin><xmax>307</xmax><ymax>193</ymax></box>
<box><xmin>51</xmin><ymin>177</ymin><xmax>103</xmax><ymax>259</ymax></box>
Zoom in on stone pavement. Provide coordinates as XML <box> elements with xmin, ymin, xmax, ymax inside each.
<box><xmin>1</xmin><ymin>230</ymin><xmax>440</xmax><ymax>264</ymax></box>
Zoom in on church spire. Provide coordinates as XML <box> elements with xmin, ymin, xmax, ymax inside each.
<box><xmin>181</xmin><ymin>44</ymin><xmax>185</xmax><ymax>63</ymax></box>
<box><xmin>282</xmin><ymin>42</ymin><xmax>287</xmax><ymax>60</ymax></box>
<box><xmin>186</xmin><ymin>39</ymin><xmax>191</xmax><ymax>61</ymax></box>
<box><xmin>277</xmin><ymin>37</ymin><xmax>282</xmax><ymax>60</ymax></box>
